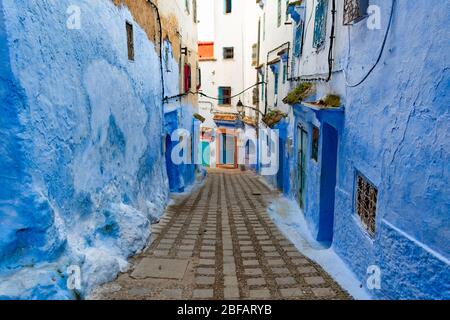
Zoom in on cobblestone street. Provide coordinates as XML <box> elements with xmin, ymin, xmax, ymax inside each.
<box><xmin>92</xmin><ymin>169</ymin><xmax>350</xmax><ymax>300</ymax></box>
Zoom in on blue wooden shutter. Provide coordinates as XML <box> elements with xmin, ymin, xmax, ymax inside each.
<box><xmin>313</xmin><ymin>0</ymin><xmax>328</xmax><ymax>49</ymax></box>
<box><xmin>218</xmin><ymin>87</ymin><xmax>223</xmax><ymax>104</ymax></box>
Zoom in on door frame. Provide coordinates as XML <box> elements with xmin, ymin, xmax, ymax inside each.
<box><xmin>216</xmin><ymin>128</ymin><xmax>238</xmax><ymax>169</ymax></box>
<box><xmin>297</xmin><ymin>124</ymin><xmax>308</xmax><ymax>209</ymax></box>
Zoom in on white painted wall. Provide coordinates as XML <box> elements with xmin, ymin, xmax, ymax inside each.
<box><xmin>258</xmin><ymin>0</ymin><xmax>295</xmax><ymax>115</ymax></box>
<box><xmin>197</xmin><ymin>0</ymin><xmax>259</xmax><ymax>128</ymax></box>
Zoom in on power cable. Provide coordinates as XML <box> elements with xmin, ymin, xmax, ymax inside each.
<box><xmin>164</xmin><ymin>82</ymin><xmax>266</xmax><ymax>102</ymax></box>
<box><xmin>147</xmin><ymin>0</ymin><xmax>165</xmax><ymax>102</ymax></box>
<box><xmin>344</xmin><ymin>0</ymin><xmax>396</xmax><ymax>88</ymax></box>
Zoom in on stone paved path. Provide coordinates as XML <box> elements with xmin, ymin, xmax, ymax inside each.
<box><xmin>91</xmin><ymin>169</ymin><xmax>350</xmax><ymax>300</ymax></box>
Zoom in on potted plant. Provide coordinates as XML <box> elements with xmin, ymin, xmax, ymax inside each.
<box><xmin>262</xmin><ymin>109</ymin><xmax>287</xmax><ymax>128</ymax></box>
<box><xmin>282</xmin><ymin>82</ymin><xmax>315</xmax><ymax>105</ymax></box>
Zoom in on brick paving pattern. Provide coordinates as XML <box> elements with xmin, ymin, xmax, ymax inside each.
<box><xmin>91</xmin><ymin>169</ymin><xmax>350</xmax><ymax>300</ymax></box>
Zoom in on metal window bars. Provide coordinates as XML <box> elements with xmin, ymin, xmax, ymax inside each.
<box><xmin>343</xmin><ymin>0</ymin><xmax>369</xmax><ymax>25</ymax></box>
<box><xmin>356</xmin><ymin>174</ymin><xmax>378</xmax><ymax>237</ymax></box>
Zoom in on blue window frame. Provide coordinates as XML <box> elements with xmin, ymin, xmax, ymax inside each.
<box><xmin>218</xmin><ymin>86</ymin><xmax>231</xmax><ymax>105</ymax></box>
<box><xmin>274</xmin><ymin>72</ymin><xmax>279</xmax><ymax>95</ymax></box>
<box><xmin>277</xmin><ymin>0</ymin><xmax>282</xmax><ymax>27</ymax></box>
<box><xmin>259</xmin><ymin>69</ymin><xmax>265</xmax><ymax>102</ymax></box>
<box><xmin>313</xmin><ymin>0</ymin><xmax>329</xmax><ymax>49</ymax></box>
<box><xmin>293</xmin><ymin>21</ymin><xmax>305</xmax><ymax>57</ymax></box>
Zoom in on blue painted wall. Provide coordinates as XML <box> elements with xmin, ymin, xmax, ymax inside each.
<box><xmin>288</xmin><ymin>0</ymin><xmax>450</xmax><ymax>299</ymax></box>
<box><xmin>0</xmin><ymin>0</ymin><xmax>196</xmax><ymax>299</ymax></box>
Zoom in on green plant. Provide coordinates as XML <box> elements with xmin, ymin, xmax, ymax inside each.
<box><xmin>321</xmin><ymin>94</ymin><xmax>341</xmax><ymax>107</ymax></box>
<box><xmin>262</xmin><ymin>109</ymin><xmax>287</xmax><ymax>128</ymax></box>
<box><xmin>282</xmin><ymin>83</ymin><xmax>314</xmax><ymax>105</ymax></box>
<box><xmin>288</xmin><ymin>0</ymin><xmax>304</xmax><ymax>6</ymax></box>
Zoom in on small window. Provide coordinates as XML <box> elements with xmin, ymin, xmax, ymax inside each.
<box><xmin>355</xmin><ymin>173</ymin><xmax>378</xmax><ymax>237</ymax></box>
<box><xmin>126</xmin><ymin>22</ymin><xmax>134</xmax><ymax>61</ymax></box>
<box><xmin>282</xmin><ymin>63</ymin><xmax>287</xmax><ymax>84</ymax></box>
<box><xmin>285</xmin><ymin>0</ymin><xmax>290</xmax><ymax>21</ymax></box>
<box><xmin>252</xmin><ymin>87</ymin><xmax>259</xmax><ymax>105</ymax></box>
<box><xmin>274</xmin><ymin>72</ymin><xmax>279</xmax><ymax>95</ymax></box>
<box><xmin>193</xmin><ymin>0</ymin><xmax>198</xmax><ymax>22</ymax></box>
<box><xmin>252</xmin><ymin>43</ymin><xmax>258</xmax><ymax>66</ymax></box>
<box><xmin>224</xmin><ymin>0</ymin><xmax>232</xmax><ymax>14</ymax></box>
<box><xmin>164</xmin><ymin>40</ymin><xmax>172</xmax><ymax>72</ymax></box>
<box><xmin>218</xmin><ymin>87</ymin><xmax>232</xmax><ymax>105</ymax></box>
<box><xmin>311</xmin><ymin>126</ymin><xmax>319</xmax><ymax>161</ymax></box>
<box><xmin>343</xmin><ymin>0</ymin><xmax>369</xmax><ymax>25</ymax></box>
<box><xmin>277</xmin><ymin>0</ymin><xmax>282</xmax><ymax>27</ymax></box>
<box><xmin>196</xmin><ymin>66</ymin><xmax>202</xmax><ymax>90</ymax></box>
<box><xmin>259</xmin><ymin>69</ymin><xmax>265</xmax><ymax>102</ymax></box>
<box><xmin>184</xmin><ymin>64</ymin><xmax>192</xmax><ymax>93</ymax></box>
<box><xmin>223</xmin><ymin>47</ymin><xmax>234</xmax><ymax>59</ymax></box>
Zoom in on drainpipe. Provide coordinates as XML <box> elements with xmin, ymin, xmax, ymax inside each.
<box><xmin>326</xmin><ymin>0</ymin><xmax>336</xmax><ymax>82</ymax></box>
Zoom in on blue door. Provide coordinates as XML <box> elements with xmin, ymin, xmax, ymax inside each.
<box><xmin>297</xmin><ymin>125</ymin><xmax>308</xmax><ymax>209</ymax></box>
<box><xmin>277</xmin><ymin>137</ymin><xmax>285</xmax><ymax>191</ymax></box>
<box><xmin>317</xmin><ymin>123</ymin><xmax>338</xmax><ymax>243</ymax></box>
<box><xmin>165</xmin><ymin>134</ymin><xmax>181</xmax><ymax>192</ymax></box>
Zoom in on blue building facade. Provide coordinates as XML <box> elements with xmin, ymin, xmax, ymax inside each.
<box><xmin>0</xmin><ymin>0</ymin><xmax>198</xmax><ymax>299</ymax></box>
<box><xmin>280</xmin><ymin>0</ymin><xmax>450</xmax><ymax>299</ymax></box>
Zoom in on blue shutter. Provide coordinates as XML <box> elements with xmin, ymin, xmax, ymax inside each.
<box><xmin>294</xmin><ymin>21</ymin><xmax>304</xmax><ymax>57</ymax></box>
<box><xmin>313</xmin><ymin>0</ymin><xmax>328</xmax><ymax>49</ymax></box>
<box><xmin>218</xmin><ymin>87</ymin><xmax>223</xmax><ymax>104</ymax></box>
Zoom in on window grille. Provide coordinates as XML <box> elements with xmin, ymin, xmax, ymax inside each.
<box><xmin>252</xmin><ymin>44</ymin><xmax>258</xmax><ymax>66</ymax></box>
<box><xmin>313</xmin><ymin>0</ymin><xmax>328</xmax><ymax>49</ymax></box>
<box><xmin>343</xmin><ymin>0</ymin><xmax>369</xmax><ymax>25</ymax></box>
<box><xmin>355</xmin><ymin>174</ymin><xmax>378</xmax><ymax>237</ymax></box>
<box><xmin>223</xmin><ymin>47</ymin><xmax>234</xmax><ymax>59</ymax></box>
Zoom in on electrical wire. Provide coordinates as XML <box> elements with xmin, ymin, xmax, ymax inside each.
<box><xmin>288</xmin><ymin>0</ymin><xmax>334</xmax><ymax>83</ymax></box>
<box><xmin>344</xmin><ymin>0</ymin><xmax>396</xmax><ymax>88</ymax></box>
<box><xmin>164</xmin><ymin>81</ymin><xmax>266</xmax><ymax>102</ymax></box>
<box><xmin>147</xmin><ymin>0</ymin><xmax>165</xmax><ymax>102</ymax></box>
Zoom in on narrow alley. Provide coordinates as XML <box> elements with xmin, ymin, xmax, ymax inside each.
<box><xmin>91</xmin><ymin>170</ymin><xmax>349</xmax><ymax>300</ymax></box>
<box><xmin>0</xmin><ymin>0</ymin><xmax>448</xmax><ymax>303</ymax></box>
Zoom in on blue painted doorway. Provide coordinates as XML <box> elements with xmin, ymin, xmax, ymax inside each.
<box><xmin>317</xmin><ymin>123</ymin><xmax>338</xmax><ymax>243</ymax></box>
